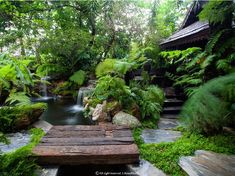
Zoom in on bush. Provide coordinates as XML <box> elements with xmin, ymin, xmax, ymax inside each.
<box><xmin>52</xmin><ymin>81</ymin><xmax>77</xmax><ymax>96</ymax></box>
<box><xmin>0</xmin><ymin>103</ymin><xmax>47</xmax><ymax>133</ymax></box>
<box><xmin>69</xmin><ymin>70</ymin><xmax>86</xmax><ymax>86</ymax></box>
<box><xmin>180</xmin><ymin>73</ymin><xmax>235</xmax><ymax>134</ymax></box>
<box><xmin>92</xmin><ymin>75</ymin><xmax>133</xmax><ymax>108</ymax></box>
<box><xmin>132</xmin><ymin>85</ymin><xmax>164</xmax><ymax>120</ymax></box>
<box><xmin>95</xmin><ymin>59</ymin><xmax>134</xmax><ymax>78</ymax></box>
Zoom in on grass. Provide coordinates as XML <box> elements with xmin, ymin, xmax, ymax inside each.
<box><xmin>0</xmin><ymin>128</ymin><xmax>45</xmax><ymax>176</ymax></box>
<box><xmin>133</xmin><ymin>128</ymin><xmax>235</xmax><ymax>176</ymax></box>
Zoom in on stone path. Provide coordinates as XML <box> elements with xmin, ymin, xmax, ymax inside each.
<box><xmin>128</xmin><ymin>159</ymin><xmax>166</xmax><ymax>176</ymax></box>
<box><xmin>179</xmin><ymin>150</ymin><xmax>235</xmax><ymax>176</ymax></box>
<box><xmin>141</xmin><ymin>129</ymin><xmax>182</xmax><ymax>143</ymax></box>
<box><xmin>141</xmin><ymin>87</ymin><xmax>183</xmax><ymax>144</ymax></box>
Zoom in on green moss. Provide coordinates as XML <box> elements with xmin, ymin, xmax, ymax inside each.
<box><xmin>0</xmin><ymin>128</ymin><xmax>45</xmax><ymax>176</ymax></box>
<box><xmin>52</xmin><ymin>81</ymin><xmax>77</xmax><ymax>96</ymax></box>
<box><xmin>133</xmin><ymin>130</ymin><xmax>235</xmax><ymax>176</ymax></box>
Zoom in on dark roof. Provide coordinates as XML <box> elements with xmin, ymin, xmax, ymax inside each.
<box><xmin>160</xmin><ymin>21</ymin><xmax>210</xmax><ymax>48</ymax></box>
<box><xmin>160</xmin><ymin>1</ymin><xmax>209</xmax><ymax>49</ymax></box>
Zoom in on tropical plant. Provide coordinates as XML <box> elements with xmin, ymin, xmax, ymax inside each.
<box><xmin>0</xmin><ymin>103</ymin><xmax>47</xmax><ymax>132</ymax></box>
<box><xmin>5</xmin><ymin>92</ymin><xmax>31</xmax><ymax>106</ymax></box>
<box><xmin>0</xmin><ymin>54</ymin><xmax>37</xmax><ymax>96</ymax></box>
<box><xmin>131</xmin><ymin>85</ymin><xmax>164</xmax><ymax>120</ymax></box>
<box><xmin>69</xmin><ymin>70</ymin><xmax>86</xmax><ymax>86</ymax></box>
<box><xmin>180</xmin><ymin>73</ymin><xmax>235</xmax><ymax>134</ymax></box>
<box><xmin>92</xmin><ymin>75</ymin><xmax>133</xmax><ymax>107</ymax></box>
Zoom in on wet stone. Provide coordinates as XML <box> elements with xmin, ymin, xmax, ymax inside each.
<box><xmin>36</xmin><ymin>166</ymin><xmax>59</xmax><ymax>176</ymax></box>
<box><xmin>158</xmin><ymin>118</ymin><xmax>180</xmax><ymax>130</ymax></box>
<box><xmin>179</xmin><ymin>150</ymin><xmax>235</xmax><ymax>176</ymax></box>
<box><xmin>0</xmin><ymin>131</ymin><xmax>31</xmax><ymax>153</ymax></box>
<box><xmin>128</xmin><ymin>159</ymin><xmax>166</xmax><ymax>176</ymax></box>
<box><xmin>141</xmin><ymin>129</ymin><xmax>182</xmax><ymax>144</ymax></box>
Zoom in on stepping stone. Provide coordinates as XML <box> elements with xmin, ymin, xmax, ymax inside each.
<box><xmin>128</xmin><ymin>159</ymin><xmax>166</xmax><ymax>176</ymax></box>
<box><xmin>141</xmin><ymin>129</ymin><xmax>182</xmax><ymax>144</ymax></box>
<box><xmin>164</xmin><ymin>99</ymin><xmax>184</xmax><ymax>106</ymax></box>
<box><xmin>179</xmin><ymin>150</ymin><xmax>235</xmax><ymax>176</ymax></box>
<box><xmin>163</xmin><ymin>106</ymin><xmax>181</xmax><ymax>114</ymax></box>
<box><xmin>33</xmin><ymin>119</ymin><xmax>53</xmax><ymax>133</ymax></box>
<box><xmin>161</xmin><ymin>114</ymin><xmax>179</xmax><ymax>119</ymax></box>
<box><xmin>36</xmin><ymin>166</ymin><xmax>59</xmax><ymax>176</ymax></box>
<box><xmin>0</xmin><ymin>131</ymin><xmax>31</xmax><ymax>153</ymax></box>
<box><xmin>158</xmin><ymin>118</ymin><xmax>180</xmax><ymax>130</ymax></box>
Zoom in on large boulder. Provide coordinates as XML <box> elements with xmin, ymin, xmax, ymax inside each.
<box><xmin>112</xmin><ymin>111</ymin><xmax>141</xmax><ymax>128</ymax></box>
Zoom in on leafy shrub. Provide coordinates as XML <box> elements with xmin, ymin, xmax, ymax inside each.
<box><xmin>92</xmin><ymin>75</ymin><xmax>133</xmax><ymax>107</ymax></box>
<box><xmin>69</xmin><ymin>70</ymin><xmax>86</xmax><ymax>86</ymax></box>
<box><xmin>0</xmin><ymin>54</ymin><xmax>35</xmax><ymax>94</ymax></box>
<box><xmin>52</xmin><ymin>81</ymin><xmax>77</xmax><ymax>96</ymax></box>
<box><xmin>180</xmin><ymin>73</ymin><xmax>235</xmax><ymax>134</ymax></box>
<box><xmin>36</xmin><ymin>63</ymin><xmax>67</xmax><ymax>77</ymax></box>
<box><xmin>132</xmin><ymin>85</ymin><xmax>164</xmax><ymax>120</ymax></box>
<box><xmin>95</xmin><ymin>58</ymin><xmax>135</xmax><ymax>78</ymax></box>
<box><xmin>5</xmin><ymin>92</ymin><xmax>31</xmax><ymax>106</ymax></box>
<box><xmin>0</xmin><ymin>103</ymin><xmax>47</xmax><ymax>132</ymax></box>
<box><xmin>0</xmin><ymin>128</ymin><xmax>45</xmax><ymax>176</ymax></box>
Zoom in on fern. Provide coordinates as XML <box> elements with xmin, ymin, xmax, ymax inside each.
<box><xmin>199</xmin><ymin>0</ymin><xmax>234</xmax><ymax>25</ymax></box>
<box><xmin>5</xmin><ymin>92</ymin><xmax>31</xmax><ymax>106</ymax></box>
<box><xmin>69</xmin><ymin>70</ymin><xmax>86</xmax><ymax>86</ymax></box>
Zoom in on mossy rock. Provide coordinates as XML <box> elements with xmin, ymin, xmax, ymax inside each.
<box><xmin>0</xmin><ymin>103</ymin><xmax>47</xmax><ymax>132</ymax></box>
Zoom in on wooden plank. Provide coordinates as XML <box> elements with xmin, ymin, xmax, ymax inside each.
<box><xmin>39</xmin><ymin>137</ymin><xmax>134</xmax><ymax>146</ymax></box>
<box><xmin>50</xmin><ymin>125</ymin><xmax>129</xmax><ymax>131</ymax></box>
<box><xmin>45</xmin><ymin>130</ymin><xmax>105</xmax><ymax>138</ymax></box>
<box><xmin>32</xmin><ymin>144</ymin><xmax>139</xmax><ymax>165</ymax></box>
<box><xmin>113</xmin><ymin>130</ymin><xmax>133</xmax><ymax>137</ymax></box>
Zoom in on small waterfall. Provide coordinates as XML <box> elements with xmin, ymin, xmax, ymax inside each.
<box><xmin>39</xmin><ymin>76</ymin><xmax>52</xmax><ymax>100</ymax></box>
<box><xmin>41</xmin><ymin>77</ymin><xmax>48</xmax><ymax>97</ymax></box>
<box><xmin>69</xmin><ymin>87</ymin><xmax>94</xmax><ymax>113</ymax></box>
<box><xmin>77</xmin><ymin>90</ymin><xmax>84</xmax><ymax>106</ymax></box>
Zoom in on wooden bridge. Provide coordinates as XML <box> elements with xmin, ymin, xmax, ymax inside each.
<box><xmin>32</xmin><ymin>124</ymin><xmax>139</xmax><ymax>165</ymax></box>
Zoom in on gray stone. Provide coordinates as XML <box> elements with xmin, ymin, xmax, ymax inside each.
<box><xmin>128</xmin><ymin>159</ymin><xmax>166</xmax><ymax>176</ymax></box>
<box><xmin>36</xmin><ymin>166</ymin><xmax>59</xmax><ymax>176</ymax></box>
<box><xmin>141</xmin><ymin>129</ymin><xmax>182</xmax><ymax>143</ymax></box>
<box><xmin>33</xmin><ymin>120</ymin><xmax>53</xmax><ymax>133</ymax></box>
<box><xmin>112</xmin><ymin>111</ymin><xmax>141</xmax><ymax>128</ymax></box>
<box><xmin>0</xmin><ymin>131</ymin><xmax>31</xmax><ymax>153</ymax></box>
<box><xmin>158</xmin><ymin>118</ymin><xmax>180</xmax><ymax>130</ymax></box>
<box><xmin>179</xmin><ymin>150</ymin><xmax>235</xmax><ymax>176</ymax></box>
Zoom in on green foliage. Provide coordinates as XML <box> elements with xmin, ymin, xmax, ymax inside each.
<box><xmin>0</xmin><ymin>128</ymin><xmax>45</xmax><ymax>176</ymax></box>
<box><xmin>0</xmin><ymin>54</ymin><xmax>35</xmax><ymax>94</ymax></box>
<box><xmin>69</xmin><ymin>70</ymin><xmax>86</xmax><ymax>86</ymax></box>
<box><xmin>52</xmin><ymin>81</ymin><xmax>77</xmax><ymax>96</ymax></box>
<box><xmin>139</xmin><ymin>132</ymin><xmax>235</xmax><ymax>176</ymax></box>
<box><xmin>132</xmin><ymin>85</ymin><xmax>164</xmax><ymax>120</ymax></box>
<box><xmin>199</xmin><ymin>0</ymin><xmax>234</xmax><ymax>25</ymax></box>
<box><xmin>36</xmin><ymin>63</ymin><xmax>67</xmax><ymax>77</ymax></box>
<box><xmin>180</xmin><ymin>73</ymin><xmax>235</xmax><ymax>134</ymax></box>
<box><xmin>95</xmin><ymin>58</ymin><xmax>135</xmax><ymax>78</ymax></box>
<box><xmin>0</xmin><ymin>132</ymin><xmax>10</xmax><ymax>145</ymax></box>
<box><xmin>0</xmin><ymin>103</ymin><xmax>47</xmax><ymax>133</ymax></box>
<box><xmin>92</xmin><ymin>75</ymin><xmax>133</xmax><ymax>107</ymax></box>
<box><xmin>5</xmin><ymin>92</ymin><xmax>31</xmax><ymax>106</ymax></box>
<box><xmin>95</xmin><ymin>43</ymin><xmax>148</xmax><ymax>78</ymax></box>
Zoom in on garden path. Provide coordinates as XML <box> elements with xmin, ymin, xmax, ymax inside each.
<box><xmin>141</xmin><ymin>87</ymin><xmax>183</xmax><ymax>144</ymax></box>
